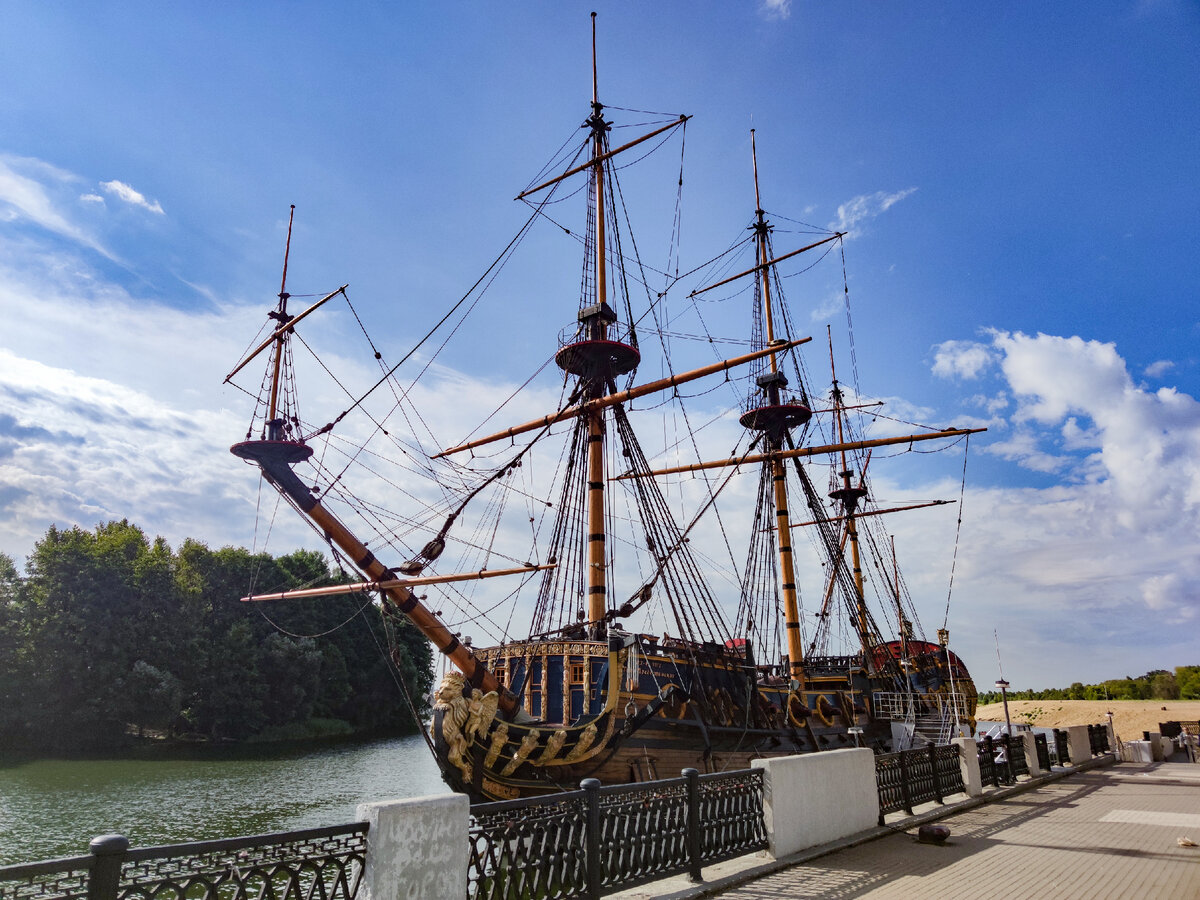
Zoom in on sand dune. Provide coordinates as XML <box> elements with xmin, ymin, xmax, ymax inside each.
<box><xmin>973</xmin><ymin>699</ymin><xmax>1200</xmax><ymax>739</ymax></box>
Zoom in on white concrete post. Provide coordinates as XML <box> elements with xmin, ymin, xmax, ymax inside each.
<box><xmin>952</xmin><ymin>737</ymin><xmax>983</xmax><ymax>796</ymax></box>
<box><xmin>1020</xmin><ymin>732</ymin><xmax>1043</xmax><ymax>776</ymax></box>
<box><xmin>1066</xmin><ymin>725</ymin><xmax>1092</xmax><ymax>765</ymax></box>
<box><xmin>356</xmin><ymin>793</ymin><xmax>469</xmax><ymax>900</ymax></box>
<box><xmin>752</xmin><ymin>748</ymin><xmax>878</xmax><ymax>859</ymax></box>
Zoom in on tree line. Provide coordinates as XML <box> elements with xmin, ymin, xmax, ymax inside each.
<box><xmin>0</xmin><ymin>520</ymin><xmax>433</xmax><ymax>753</ymax></box>
<box><xmin>976</xmin><ymin>667</ymin><xmax>1200</xmax><ymax>706</ymax></box>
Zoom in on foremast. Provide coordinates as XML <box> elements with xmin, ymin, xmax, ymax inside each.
<box><xmin>229</xmin><ymin>209</ymin><xmax>521</xmax><ymax>716</ymax></box>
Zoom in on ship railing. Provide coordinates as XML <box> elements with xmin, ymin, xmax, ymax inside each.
<box><xmin>874</xmin><ymin>742</ymin><xmax>966</xmax><ymax>823</ymax></box>
<box><xmin>801</xmin><ymin>655</ymin><xmax>862</xmax><ymax>674</ymax></box>
<box><xmin>0</xmin><ymin>824</ymin><xmax>368</xmax><ymax>900</ymax></box>
<box><xmin>871</xmin><ymin>691</ymin><xmax>970</xmax><ymax>726</ymax></box>
<box><xmin>556</xmin><ymin>319</ymin><xmax>637</xmax><ymax>352</ymax></box>
<box><xmin>467</xmin><ymin>767</ymin><xmax>766</xmax><ymax>900</ymax></box>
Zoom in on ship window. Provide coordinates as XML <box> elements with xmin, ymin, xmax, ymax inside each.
<box><xmin>571</xmin><ymin>663</ymin><xmax>585</xmax><ymax>683</ymax></box>
<box><xmin>495</xmin><ymin>666</ymin><xmax>506</xmax><ymax>685</ymax></box>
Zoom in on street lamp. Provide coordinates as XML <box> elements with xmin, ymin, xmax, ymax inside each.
<box><xmin>995</xmin><ymin>679</ymin><xmax>1012</xmax><ymax>736</ymax></box>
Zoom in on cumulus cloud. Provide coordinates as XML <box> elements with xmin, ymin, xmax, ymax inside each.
<box><xmin>100</xmin><ymin>179</ymin><xmax>164</xmax><ymax>214</ymax></box>
<box><xmin>832</xmin><ymin>188</ymin><xmax>917</xmax><ymax>235</ymax></box>
<box><xmin>932</xmin><ymin>339</ymin><xmax>995</xmax><ymax>379</ymax></box>
<box><xmin>80</xmin><ymin>193</ymin><xmax>105</xmax><ymax>205</ymax></box>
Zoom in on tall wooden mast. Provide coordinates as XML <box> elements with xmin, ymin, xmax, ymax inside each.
<box><xmin>231</xmin><ymin>208</ymin><xmax>521</xmax><ymax>716</ymax></box>
<box><xmin>826</xmin><ymin>328</ymin><xmax>874</xmax><ymax>660</ymax></box>
<box><xmin>584</xmin><ymin>11</ymin><xmax>610</xmax><ymax>634</ymax></box>
<box><xmin>746</xmin><ymin>131</ymin><xmax>808</xmax><ymax>689</ymax></box>
<box><xmin>266</xmin><ymin>205</ymin><xmax>295</xmax><ymax>440</ymax></box>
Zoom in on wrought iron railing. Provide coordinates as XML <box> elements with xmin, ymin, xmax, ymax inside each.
<box><xmin>1054</xmin><ymin>728</ymin><xmax>1070</xmax><ymax>765</ymax></box>
<box><xmin>1087</xmin><ymin>723</ymin><xmax>1112</xmax><ymax>755</ymax></box>
<box><xmin>977</xmin><ymin>736</ymin><xmax>1013</xmax><ymax>785</ymax></box>
<box><xmin>467</xmin><ymin>768</ymin><xmax>765</xmax><ymax>900</ymax></box>
<box><xmin>1034</xmin><ymin>732</ymin><xmax>1051</xmax><ymax>771</ymax></box>
<box><xmin>874</xmin><ymin>743</ymin><xmax>964</xmax><ymax>823</ymax></box>
<box><xmin>1006</xmin><ymin>735</ymin><xmax>1029</xmax><ymax>778</ymax></box>
<box><xmin>0</xmin><ymin>825</ymin><xmax>367</xmax><ymax>900</ymax></box>
<box><xmin>696</xmin><ymin>770</ymin><xmax>768</xmax><ymax>864</ymax></box>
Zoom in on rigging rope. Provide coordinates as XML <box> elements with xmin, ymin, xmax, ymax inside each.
<box><xmin>942</xmin><ymin>433</ymin><xmax>970</xmax><ymax>631</ymax></box>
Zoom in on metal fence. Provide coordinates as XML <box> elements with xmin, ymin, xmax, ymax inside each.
<box><xmin>467</xmin><ymin>767</ymin><xmax>766</xmax><ymax>900</ymax></box>
<box><xmin>0</xmin><ymin>825</ymin><xmax>367</xmax><ymax>900</ymax></box>
<box><xmin>1034</xmin><ymin>733</ymin><xmax>1051</xmax><ymax>771</ymax></box>
<box><xmin>874</xmin><ymin>743</ymin><xmax>965</xmax><ymax>823</ymax></box>
<box><xmin>1054</xmin><ymin>728</ymin><xmax>1070</xmax><ymax>764</ymax></box>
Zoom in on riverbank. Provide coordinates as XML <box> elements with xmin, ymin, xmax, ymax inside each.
<box><xmin>974</xmin><ymin>698</ymin><xmax>1200</xmax><ymax>738</ymax></box>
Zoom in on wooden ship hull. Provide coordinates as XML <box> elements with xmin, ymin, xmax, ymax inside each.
<box><xmin>432</xmin><ymin>635</ymin><xmax>975</xmax><ymax>800</ymax></box>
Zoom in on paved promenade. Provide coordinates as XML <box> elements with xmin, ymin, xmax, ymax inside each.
<box><xmin>624</xmin><ymin>761</ymin><xmax>1200</xmax><ymax>900</ymax></box>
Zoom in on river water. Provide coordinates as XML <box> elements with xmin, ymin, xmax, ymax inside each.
<box><xmin>0</xmin><ymin>734</ymin><xmax>443</xmax><ymax>865</ymax></box>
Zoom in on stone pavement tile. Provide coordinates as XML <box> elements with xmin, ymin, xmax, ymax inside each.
<box><xmin>710</xmin><ymin>765</ymin><xmax>1200</xmax><ymax>900</ymax></box>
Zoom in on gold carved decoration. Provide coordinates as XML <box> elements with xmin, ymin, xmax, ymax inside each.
<box><xmin>562</xmin><ymin>722</ymin><xmax>599</xmax><ymax>762</ymax></box>
<box><xmin>501</xmin><ymin>729</ymin><xmax>541</xmax><ymax>777</ymax></box>
<box><xmin>535</xmin><ymin>729</ymin><xmax>568</xmax><ymax>764</ymax></box>
<box><xmin>433</xmin><ymin>671</ymin><xmax>472</xmax><ymax>781</ymax></box>
<box><xmin>466</xmin><ymin>689</ymin><xmax>500</xmax><ymax>741</ymax></box>
<box><xmin>484</xmin><ymin>722</ymin><xmax>509</xmax><ymax>770</ymax></box>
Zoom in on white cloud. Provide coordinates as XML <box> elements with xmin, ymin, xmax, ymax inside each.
<box><xmin>0</xmin><ymin>155</ymin><xmax>110</xmax><ymax>256</ymax></box>
<box><xmin>80</xmin><ymin>193</ymin><xmax>105</xmax><ymax>205</ymax></box>
<box><xmin>809</xmin><ymin>288</ymin><xmax>844</xmax><ymax>322</ymax></box>
<box><xmin>1144</xmin><ymin>359</ymin><xmax>1174</xmax><ymax>378</ymax></box>
<box><xmin>932</xmin><ymin>339</ymin><xmax>995</xmax><ymax>379</ymax></box>
<box><xmin>100</xmin><ymin>179</ymin><xmax>164</xmax><ymax>214</ymax></box>
<box><xmin>981</xmin><ymin>428</ymin><xmax>1068</xmax><ymax>473</ymax></box>
<box><xmin>759</xmin><ymin>0</ymin><xmax>791</xmax><ymax>20</ymax></box>
<box><xmin>832</xmin><ymin>188</ymin><xmax>917</xmax><ymax>235</ymax></box>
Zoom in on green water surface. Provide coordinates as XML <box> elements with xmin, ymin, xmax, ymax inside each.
<box><xmin>0</xmin><ymin>734</ymin><xmax>444</xmax><ymax>864</ymax></box>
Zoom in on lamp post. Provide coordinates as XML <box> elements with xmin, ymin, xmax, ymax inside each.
<box><xmin>995</xmin><ymin>679</ymin><xmax>1012</xmax><ymax>736</ymax></box>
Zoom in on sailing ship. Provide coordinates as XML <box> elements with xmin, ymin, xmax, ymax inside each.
<box><xmin>228</xmin><ymin>16</ymin><xmax>980</xmax><ymax>801</ymax></box>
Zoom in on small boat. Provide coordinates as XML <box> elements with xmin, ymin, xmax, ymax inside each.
<box><xmin>228</xmin><ymin>15</ymin><xmax>981</xmax><ymax>801</ymax></box>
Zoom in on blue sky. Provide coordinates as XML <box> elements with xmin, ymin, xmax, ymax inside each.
<box><xmin>1</xmin><ymin>2</ymin><xmax>1198</xmax><ymax>689</ymax></box>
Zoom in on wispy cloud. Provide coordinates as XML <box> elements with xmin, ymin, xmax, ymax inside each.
<box><xmin>100</xmin><ymin>179</ymin><xmax>164</xmax><ymax>214</ymax></box>
<box><xmin>831</xmin><ymin>188</ymin><xmax>917</xmax><ymax>235</ymax></box>
<box><xmin>1144</xmin><ymin>359</ymin><xmax>1174</xmax><ymax>378</ymax></box>
<box><xmin>759</xmin><ymin>0</ymin><xmax>791</xmax><ymax>21</ymax></box>
<box><xmin>0</xmin><ymin>155</ymin><xmax>110</xmax><ymax>256</ymax></box>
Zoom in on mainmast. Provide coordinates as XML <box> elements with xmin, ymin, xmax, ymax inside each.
<box><xmin>743</xmin><ymin>131</ymin><xmax>811</xmax><ymax>689</ymax></box>
<box><xmin>584</xmin><ymin>12</ymin><xmax>609</xmax><ymax>635</ymax></box>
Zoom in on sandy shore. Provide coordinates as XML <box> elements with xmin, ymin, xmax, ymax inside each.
<box><xmin>974</xmin><ymin>699</ymin><xmax>1200</xmax><ymax>739</ymax></box>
